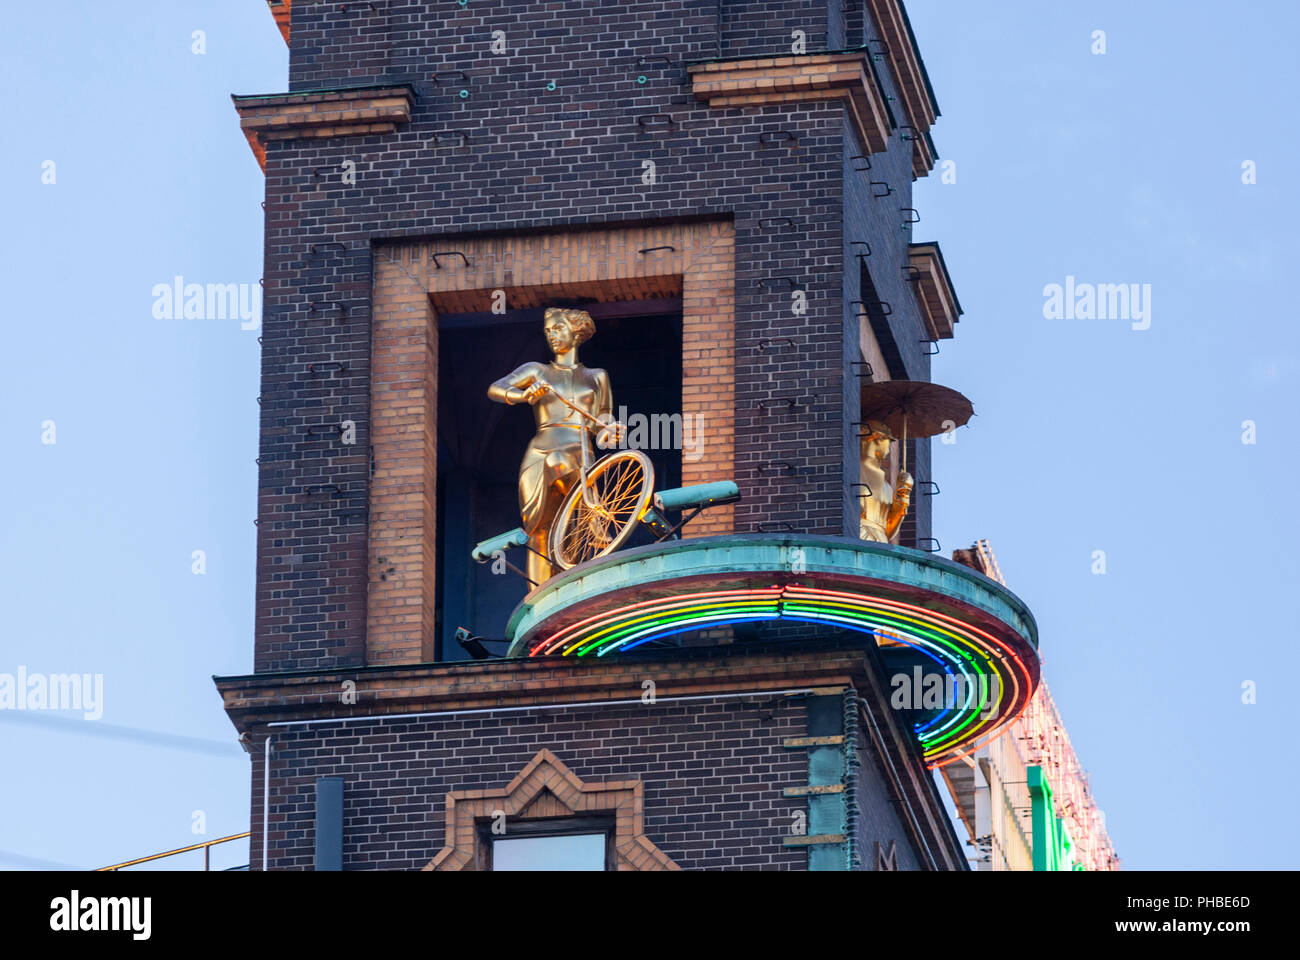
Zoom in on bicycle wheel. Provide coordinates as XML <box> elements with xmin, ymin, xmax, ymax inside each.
<box><xmin>549</xmin><ymin>450</ymin><xmax>655</xmax><ymax>570</ymax></box>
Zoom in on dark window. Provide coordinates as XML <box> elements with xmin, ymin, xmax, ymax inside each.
<box><xmin>478</xmin><ymin>816</ymin><xmax>616</xmax><ymax>871</ymax></box>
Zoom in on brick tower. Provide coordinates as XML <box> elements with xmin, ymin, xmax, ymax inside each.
<box><xmin>217</xmin><ymin>0</ymin><xmax>1036</xmax><ymax>871</ymax></box>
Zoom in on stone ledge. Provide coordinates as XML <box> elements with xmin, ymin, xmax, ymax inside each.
<box><xmin>214</xmin><ymin>640</ymin><xmax>870</xmax><ymax>732</ymax></box>
<box><xmin>232</xmin><ymin>84</ymin><xmax>416</xmax><ymax>171</ymax></box>
<box><xmin>908</xmin><ymin>241</ymin><xmax>962</xmax><ymax>340</ymax></box>
<box><xmin>687</xmin><ymin>52</ymin><xmax>893</xmax><ymax>155</ymax></box>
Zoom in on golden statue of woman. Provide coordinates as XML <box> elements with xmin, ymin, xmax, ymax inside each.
<box><xmin>488</xmin><ymin>307</ymin><xmax>612</xmax><ymax>584</ymax></box>
<box><xmin>859</xmin><ymin>420</ymin><xmax>913</xmax><ymax>543</ymax></box>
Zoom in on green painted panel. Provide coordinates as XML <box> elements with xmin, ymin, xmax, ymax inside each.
<box><xmin>809</xmin><ymin>843</ymin><xmax>845</xmax><ymax>871</ymax></box>
<box><xmin>809</xmin><ymin>793</ymin><xmax>843</xmax><ymax>837</ymax></box>
<box><xmin>809</xmin><ymin>745</ymin><xmax>843</xmax><ymax>786</ymax></box>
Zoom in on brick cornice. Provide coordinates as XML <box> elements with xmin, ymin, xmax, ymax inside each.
<box><xmin>215</xmin><ymin>642</ymin><xmax>871</xmax><ymax>732</ymax></box>
<box><xmin>688</xmin><ymin>52</ymin><xmax>893</xmax><ymax>156</ymax></box>
<box><xmin>865</xmin><ymin>0</ymin><xmax>940</xmax><ymax>177</ymax></box>
<box><xmin>908</xmin><ymin>241</ymin><xmax>962</xmax><ymax>340</ymax></box>
<box><xmin>232</xmin><ymin>84</ymin><xmax>415</xmax><ymax>172</ymax></box>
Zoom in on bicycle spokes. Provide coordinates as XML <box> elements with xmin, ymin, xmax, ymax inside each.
<box><xmin>550</xmin><ymin>450</ymin><xmax>655</xmax><ymax>570</ymax></box>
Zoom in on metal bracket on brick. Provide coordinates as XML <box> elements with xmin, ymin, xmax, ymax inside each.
<box><xmin>635</xmin><ymin>113</ymin><xmax>674</xmax><ymax>133</ymax></box>
<box><xmin>850</xmin><ymin>359</ymin><xmax>874</xmax><ymax>381</ymax></box>
<box><xmin>757</xmin><ymin>397</ymin><xmax>798</xmax><ymax>410</ymax></box>
<box><xmin>917</xmin><ymin>480</ymin><xmax>940</xmax><ymax>497</ymax></box>
<box><xmin>758</xmin><ymin>337</ymin><xmax>795</xmax><ymax>352</ymax></box>
<box><xmin>760</xmin><ymin>460</ymin><xmax>798</xmax><ymax>475</ymax></box>
<box><xmin>870</xmin><ymin>181</ymin><xmax>893</xmax><ymax>198</ymax></box>
<box><xmin>304</xmin><ymin>424</ymin><xmax>342</xmax><ymax>440</ymax></box>
<box><xmin>851</xmin><ymin>299</ymin><xmax>892</xmax><ymax>316</ymax></box>
<box><xmin>758</xmin><ymin>217</ymin><xmax>793</xmax><ymax>231</ymax></box>
<box><xmin>902</xmin><ymin>264</ymin><xmax>921</xmax><ymax>281</ymax></box>
<box><xmin>433</xmin><ymin>71</ymin><xmax>470</xmax><ymax>101</ymax></box>
<box><xmin>637</xmin><ymin>245</ymin><xmax>675</xmax><ymax>255</ymax></box>
<box><xmin>308</xmin><ymin>362</ymin><xmax>348</xmax><ymax>377</ymax></box>
<box><xmin>898</xmin><ymin>124</ymin><xmax>917</xmax><ymax>143</ymax></box>
<box><xmin>756</xmin><ymin>277</ymin><xmax>805</xmax><ymax>292</ymax></box>
<box><xmin>850</xmin><ymin>240</ymin><xmax>872</xmax><ymax>258</ymax></box>
<box><xmin>758</xmin><ymin>130</ymin><xmax>798</xmax><ymax>147</ymax></box>
<box><xmin>916</xmin><ymin>537</ymin><xmax>942</xmax><ymax>553</ymax></box>
<box><xmin>308</xmin><ymin>301</ymin><xmax>348</xmax><ymax>320</ymax></box>
<box><xmin>431</xmin><ymin>130</ymin><xmax>469</xmax><ymax>147</ymax></box>
<box><xmin>635</xmin><ymin>55</ymin><xmax>683</xmax><ymax>84</ymax></box>
<box><xmin>900</xmin><ymin>207</ymin><xmax>921</xmax><ymax>230</ymax></box>
<box><xmin>255</xmin><ymin>388</ymin><xmax>292</xmax><ymax>406</ymax></box>
<box><xmin>430</xmin><ymin>251</ymin><xmax>472</xmax><ymax>269</ymax></box>
<box><xmin>848</xmin><ymin>482</ymin><xmax>873</xmax><ymax>499</ymax></box>
<box><xmin>304</xmin><ymin>484</ymin><xmax>342</xmax><ymax>499</ymax></box>
<box><xmin>308</xmin><ymin>242</ymin><xmax>348</xmax><ymax>257</ymax></box>
<box><xmin>849</xmin><ymin>154</ymin><xmax>872</xmax><ymax>171</ymax></box>
<box><xmin>920</xmin><ymin>339</ymin><xmax>940</xmax><ymax>356</ymax></box>
<box><xmin>755</xmin><ymin>521</ymin><xmax>794</xmax><ymax>532</ymax></box>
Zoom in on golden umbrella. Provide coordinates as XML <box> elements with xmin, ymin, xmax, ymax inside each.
<box><xmin>859</xmin><ymin>380</ymin><xmax>974</xmax><ymax>473</ymax></box>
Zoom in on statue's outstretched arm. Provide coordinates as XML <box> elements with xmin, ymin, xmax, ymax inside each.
<box><xmin>488</xmin><ymin>362</ymin><xmax>546</xmax><ymax>405</ymax></box>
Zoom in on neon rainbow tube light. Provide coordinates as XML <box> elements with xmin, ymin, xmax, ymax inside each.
<box><xmin>503</xmin><ymin>535</ymin><xmax>1039</xmax><ymax>767</ymax></box>
<box><xmin>524</xmin><ymin>583</ymin><xmax>1034</xmax><ymax>766</ymax></box>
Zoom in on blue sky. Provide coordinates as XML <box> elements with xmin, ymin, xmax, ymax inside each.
<box><xmin>1</xmin><ymin>1</ymin><xmax>1296</xmax><ymax>870</ymax></box>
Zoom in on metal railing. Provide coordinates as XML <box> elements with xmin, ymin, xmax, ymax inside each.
<box><xmin>96</xmin><ymin>832</ymin><xmax>250</xmax><ymax>872</ymax></box>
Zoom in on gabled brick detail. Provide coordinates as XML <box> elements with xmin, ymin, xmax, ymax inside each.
<box><xmin>689</xmin><ymin>53</ymin><xmax>893</xmax><ymax>155</ymax></box>
<box><xmin>424</xmin><ymin>748</ymin><xmax>679</xmax><ymax>871</ymax></box>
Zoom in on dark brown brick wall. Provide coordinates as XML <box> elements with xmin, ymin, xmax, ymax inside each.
<box><xmin>228</xmin><ymin>636</ymin><xmax>966</xmax><ymax>871</ymax></box>
<box><xmin>257</xmin><ymin>697</ymin><xmax>811</xmax><ymax>870</ymax></box>
<box><xmin>719</xmin><ymin>0</ymin><xmax>835</xmax><ymax>58</ymax></box>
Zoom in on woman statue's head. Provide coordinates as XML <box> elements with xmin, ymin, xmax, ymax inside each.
<box><xmin>860</xmin><ymin>420</ymin><xmax>896</xmax><ymax>464</ymax></box>
<box><xmin>543</xmin><ymin>307</ymin><xmax>596</xmax><ymax>356</ymax></box>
